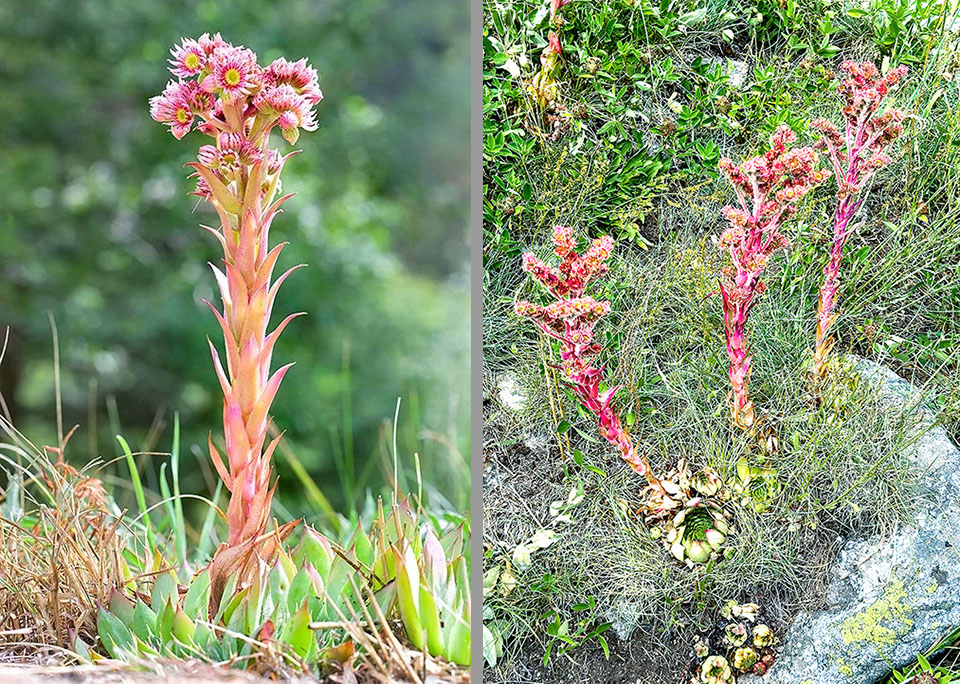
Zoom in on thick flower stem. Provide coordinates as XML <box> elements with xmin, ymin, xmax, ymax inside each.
<box><xmin>517</xmin><ymin>226</ymin><xmax>660</xmax><ymax>486</ymax></box>
<box><xmin>721</xmin><ymin>284</ymin><xmax>757</xmax><ymax>429</ymax></box>
<box><xmin>716</xmin><ymin>125</ymin><xmax>828</xmax><ymax>430</ymax></box>
<box><xmin>811</xmin><ymin>195</ymin><xmax>859</xmax><ymax>387</ymax></box>
<box><xmin>567</xmin><ymin>358</ymin><xmax>657</xmax><ymax>485</ymax></box>
<box><xmin>808</xmin><ymin>61</ymin><xmax>908</xmax><ymax>393</ymax></box>
<box><xmin>206</xmin><ymin>188</ymin><xmax>302</xmax><ymax>547</ymax></box>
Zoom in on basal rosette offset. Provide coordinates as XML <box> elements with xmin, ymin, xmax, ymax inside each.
<box><xmin>666</xmin><ymin>497</ymin><xmax>731</xmax><ymax>565</ymax></box>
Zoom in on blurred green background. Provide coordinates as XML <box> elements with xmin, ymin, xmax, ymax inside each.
<box><xmin>0</xmin><ymin>0</ymin><xmax>470</xmax><ymax>521</ymax></box>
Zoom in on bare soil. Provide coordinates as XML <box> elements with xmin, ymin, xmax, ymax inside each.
<box><xmin>486</xmin><ymin>632</ymin><xmax>683</xmax><ymax>684</ymax></box>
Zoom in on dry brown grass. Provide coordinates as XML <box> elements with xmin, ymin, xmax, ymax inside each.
<box><xmin>0</xmin><ymin>421</ymin><xmax>127</xmax><ymax>659</ymax></box>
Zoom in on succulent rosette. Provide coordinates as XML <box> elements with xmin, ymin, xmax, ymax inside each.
<box><xmin>723</xmin><ymin>622</ymin><xmax>748</xmax><ymax>648</ymax></box>
<box><xmin>734</xmin><ymin>459</ymin><xmax>781</xmax><ymax>513</ymax></box>
<box><xmin>733</xmin><ymin>647</ymin><xmax>760</xmax><ymax>671</ymax></box>
<box><xmin>667</xmin><ymin>497</ymin><xmax>731</xmax><ymax>565</ymax></box>
<box><xmin>691</xmin><ymin>469</ymin><xmax>723</xmax><ymax>497</ymax></box>
<box><xmin>700</xmin><ymin>655</ymin><xmax>734</xmax><ymax>684</ymax></box>
<box><xmin>752</xmin><ymin>623</ymin><xmax>775</xmax><ymax>648</ymax></box>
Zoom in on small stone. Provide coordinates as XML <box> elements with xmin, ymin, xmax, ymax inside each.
<box><xmin>496</xmin><ymin>373</ymin><xmax>527</xmax><ymax>411</ymax></box>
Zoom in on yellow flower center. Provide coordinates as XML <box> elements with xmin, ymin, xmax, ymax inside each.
<box><xmin>184</xmin><ymin>53</ymin><xmax>201</xmax><ymax>70</ymax></box>
<box><xmin>176</xmin><ymin>108</ymin><xmax>190</xmax><ymax>123</ymax></box>
<box><xmin>224</xmin><ymin>68</ymin><xmax>242</xmax><ymax>86</ymax></box>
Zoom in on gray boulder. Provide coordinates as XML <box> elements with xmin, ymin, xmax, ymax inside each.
<box><xmin>755</xmin><ymin>358</ymin><xmax>960</xmax><ymax>684</ymax></box>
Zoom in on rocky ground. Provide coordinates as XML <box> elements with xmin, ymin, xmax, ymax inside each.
<box><xmin>744</xmin><ymin>359</ymin><xmax>960</xmax><ymax>684</ymax></box>
<box><xmin>483</xmin><ymin>359</ymin><xmax>960</xmax><ymax>684</ymax></box>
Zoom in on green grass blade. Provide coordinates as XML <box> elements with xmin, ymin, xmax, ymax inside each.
<box><xmin>117</xmin><ymin>434</ymin><xmax>155</xmax><ymax>553</ymax></box>
<box><xmin>195</xmin><ymin>480</ymin><xmax>223</xmax><ymax>564</ymax></box>
<box><xmin>171</xmin><ymin>413</ymin><xmax>186</xmax><ymax>569</ymax></box>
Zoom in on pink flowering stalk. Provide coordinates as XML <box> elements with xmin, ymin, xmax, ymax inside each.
<box><xmin>550</xmin><ymin>0</ymin><xmax>571</xmax><ymax>23</ymax></box>
<box><xmin>809</xmin><ymin>61</ymin><xmax>909</xmax><ymax>386</ymax></box>
<box><xmin>515</xmin><ymin>226</ymin><xmax>659</xmax><ymax>486</ymax></box>
<box><xmin>530</xmin><ymin>32</ymin><xmax>563</xmax><ymax>109</ymax></box>
<box><xmin>150</xmin><ymin>35</ymin><xmax>322</xmax><ymax>587</ymax></box>
<box><xmin>717</xmin><ymin>126</ymin><xmax>830</xmax><ymax>428</ymax></box>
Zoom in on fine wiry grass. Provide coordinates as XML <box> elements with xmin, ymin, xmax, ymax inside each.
<box><xmin>483</xmin><ymin>0</ymin><xmax>960</xmax><ymax>679</ymax></box>
<box><xmin>485</xmin><ymin>237</ymin><xmax>930</xmax><ymax>676</ymax></box>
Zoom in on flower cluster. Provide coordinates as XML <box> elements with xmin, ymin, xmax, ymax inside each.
<box><xmin>809</xmin><ymin>61</ymin><xmax>909</xmax><ymax>387</ymax></box>
<box><xmin>515</xmin><ymin>226</ymin><xmax>658</xmax><ymax>484</ymax></box>
<box><xmin>151</xmin><ymin>33</ymin><xmax>321</xmax><ymax>146</ymax></box>
<box><xmin>717</xmin><ymin>125</ymin><xmax>829</xmax><ymax>427</ymax></box>
<box><xmin>150</xmin><ymin>36</ymin><xmax>322</xmax><ymax>601</ymax></box>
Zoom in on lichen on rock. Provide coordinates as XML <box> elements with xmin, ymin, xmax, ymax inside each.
<box><xmin>837</xmin><ymin>578</ymin><xmax>914</xmax><ymax>649</ymax></box>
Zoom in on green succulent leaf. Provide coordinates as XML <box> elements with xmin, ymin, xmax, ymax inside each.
<box><xmin>182</xmin><ymin>570</ymin><xmax>210</xmax><ymax>620</ymax></box>
<box><xmin>192</xmin><ymin>621</ymin><xmax>214</xmax><ymax>650</ymax></box>
<box><xmin>287</xmin><ymin>566</ymin><xmax>316</xmax><ymax>614</ymax></box>
<box><xmin>440</xmin><ymin>525</ymin><xmax>464</xmax><ymax>559</ymax></box>
<box><xmin>72</xmin><ymin>634</ymin><xmax>94</xmax><ymax>664</ymax></box>
<box><xmin>444</xmin><ymin>597</ymin><xmax>471</xmax><ymax>667</ymax></box>
<box><xmin>220</xmin><ymin>585</ymin><xmax>247</xmax><ymax>627</ymax></box>
<box><xmin>98</xmin><ymin>608</ymin><xmax>136</xmax><ymax>660</ymax></box>
<box><xmin>172</xmin><ymin>605</ymin><xmax>197</xmax><ymax>645</ymax></box>
<box><xmin>151</xmin><ymin>572</ymin><xmax>178</xmax><ymax>614</ymax></box>
<box><xmin>158</xmin><ymin>598</ymin><xmax>176</xmax><ymax>647</ymax></box>
<box><xmin>281</xmin><ymin>600</ymin><xmax>315</xmax><ymax>659</ymax></box>
<box><xmin>295</xmin><ymin>527</ymin><xmax>334</xmax><ymax>577</ymax></box>
<box><xmin>132</xmin><ymin>636</ymin><xmax>159</xmax><ymax>657</ymax></box>
<box><xmin>394</xmin><ymin>544</ymin><xmax>424</xmax><ymax>650</ymax></box>
<box><xmin>268</xmin><ymin>560</ymin><xmax>291</xmax><ymax>606</ymax></box>
<box><xmin>349</xmin><ymin>520</ymin><xmax>376</xmax><ymax>569</ymax></box>
<box><xmin>419</xmin><ymin>579</ymin><xmax>444</xmax><ymax>657</ymax></box>
<box><xmin>325</xmin><ymin>556</ymin><xmax>353</xmax><ymax>608</ymax></box>
<box><xmin>213</xmin><ymin>574</ymin><xmax>239</xmax><ymax>623</ymax></box>
<box><xmin>108</xmin><ymin>590</ymin><xmax>135</xmax><ymax>627</ymax></box>
<box><xmin>131</xmin><ymin>600</ymin><xmax>158</xmax><ymax>643</ymax></box>
<box><xmin>244</xmin><ymin>566</ymin><xmax>267</xmax><ymax>636</ymax></box>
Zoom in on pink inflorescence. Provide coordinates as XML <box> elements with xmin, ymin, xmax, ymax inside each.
<box><xmin>717</xmin><ymin>125</ymin><xmax>830</xmax><ymax>427</ymax></box>
<box><xmin>516</xmin><ymin>227</ymin><xmax>657</xmax><ymax>483</ymax></box>
<box><xmin>151</xmin><ymin>33</ymin><xmax>321</xmax><ymax>145</ymax></box>
<box><xmin>149</xmin><ymin>36</ymin><xmax>322</xmax><ymax>564</ymax></box>
<box><xmin>809</xmin><ymin>61</ymin><xmax>908</xmax><ymax>383</ymax></box>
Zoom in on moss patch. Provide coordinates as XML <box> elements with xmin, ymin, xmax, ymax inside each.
<box><xmin>838</xmin><ymin>579</ymin><xmax>914</xmax><ymax>651</ymax></box>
